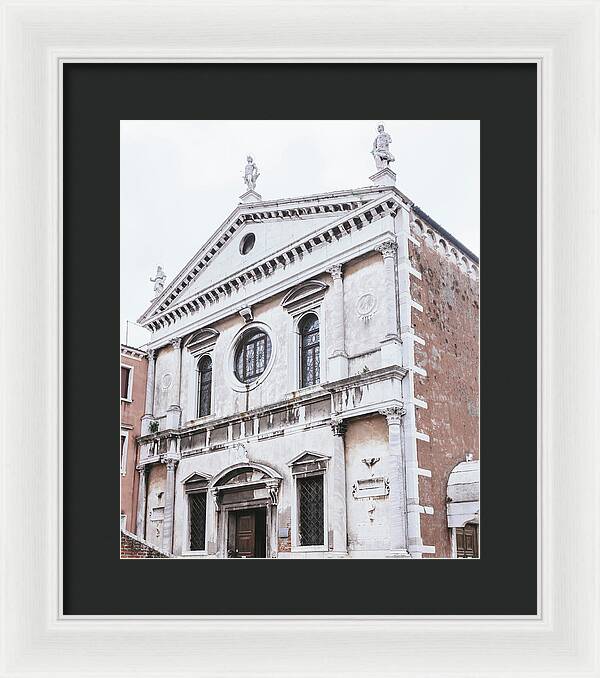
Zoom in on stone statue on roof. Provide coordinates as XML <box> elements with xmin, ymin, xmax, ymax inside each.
<box><xmin>150</xmin><ymin>265</ymin><xmax>166</xmax><ymax>296</ymax></box>
<box><xmin>371</xmin><ymin>124</ymin><xmax>395</xmax><ymax>170</ymax></box>
<box><xmin>244</xmin><ymin>156</ymin><xmax>260</xmax><ymax>191</ymax></box>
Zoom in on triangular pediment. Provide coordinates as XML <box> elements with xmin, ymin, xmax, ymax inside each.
<box><xmin>287</xmin><ymin>451</ymin><xmax>331</xmax><ymax>467</ymax></box>
<box><xmin>182</xmin><ymin>471</ymin><xmax>212</xmax><ymax>485</ymax></box>
<box><xmin>137</xmin><ymin>187</ymin><xmax>398</xmax><ymax>329</ymax></box>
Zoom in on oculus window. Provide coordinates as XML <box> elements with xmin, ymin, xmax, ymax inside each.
<box><xmin>239</xmin><ymin>232</ymin><xmax>255</xmax><ymax>255</ymax></box>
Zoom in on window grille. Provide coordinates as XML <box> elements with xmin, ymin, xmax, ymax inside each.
<box><xmin>189</xmin><ymin>492</ymin><xmax>207</xmax><ymax>551</ymax></box>
<box><xmin>298</xmin><ymin>474</ymin><xmax>324</xmax><ymax>546</ymax></box>
<box><xmin>197</xmin><ymin>355</ymin><xmax>212</xmax><ymax>417</ymax></box>
<box><xmin>299</xmin><ymin>314</ymin><xmax>320</xmax><ymax>387</ymax></box>
<box><xmin>234</xmin><ymin>330</ymin><xmax>272</xmax><ymax>383</ymax></box>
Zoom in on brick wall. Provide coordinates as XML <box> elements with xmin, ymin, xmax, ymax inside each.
<box><xmin>410</xmin><ymin>239</ymin><xmax>479</xmax><ymax>558</ymax></box>
<box><xmin>120</xmin><ymin>529</ymin><xmax>171</xmax><ymax>559</ymax></box>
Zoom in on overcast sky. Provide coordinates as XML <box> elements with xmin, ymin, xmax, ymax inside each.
<box><xmin>120</xmin><ymin>120</ymin><xmax>479</xmax><ymax>347</ymax></box>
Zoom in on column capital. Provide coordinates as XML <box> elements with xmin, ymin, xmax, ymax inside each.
<box><xmin>163</xmin><ymin>457</ymin><xmax>179</xmax><ymax>472</ymax></box>
<box><xmin>136</xmin><ymin>464</ymin><xmax>146</xmax><ymax>474</ymax></box>
<box><xmin>326</xmin><ymin>263</ymin><xmax>344</xmax><ymax>281</ymax></box>
<box><xmin>330</xmin><ymin>415</ymin><xmax>346</xmax><ymax>437</ymax></box>
<box><xmin>379</xmin><ymin>405</ymin><xmax>407</xmax><ymax>425</ymax></box>
<box><xmin>265</xmin><ymin>478</ymin><xmax>280</xmax><ymax>505</ymax></box>
<box><xmin>169</xmin><ymin>337</ymin><xmax>182</xmax><ymax>349</ymax></box>
<box><xmin>147</xmin><ymin>348</ymin><xmax>156</xmax><ymax>360</ymax></box>
<box><xmin>375</xmin><ymin>239</ymin><xmax>398</xmax><ymax>259</ymax></box>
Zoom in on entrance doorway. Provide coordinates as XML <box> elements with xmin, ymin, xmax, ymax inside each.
<box><xmin>227</xmin><ymin>507</ymin><xmax>267</xmax><ymax>558</ymax></box>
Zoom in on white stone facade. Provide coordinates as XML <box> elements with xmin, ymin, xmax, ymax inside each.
<box><xmin>134</xmin><ymin>173</ymin><xmax>479</xmax><ymax>559</ymax></box>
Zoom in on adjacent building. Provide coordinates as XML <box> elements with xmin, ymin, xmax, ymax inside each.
<box><xmin>132</xmin><ymin>128</ymin><xmax>479</xmax><ymax>559</ymax></box>
<box><xmin>120</xmin><ymin>344</ymin><xmax>148</xmax><ymax>533</ymax></box>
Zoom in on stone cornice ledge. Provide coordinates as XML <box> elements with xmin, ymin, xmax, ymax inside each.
<box><xmin>146</xmin><ymin>229</ymin><xmax>399</xmax><ymax>350</ymax></box>
<box><xmin>320</xmin><ymin>364</ymin><xmax>408</xmax><ymax>393</ymax></box>
<box><xmin>138</xmin><ymin>388</ymin><xmax>331</xmax><ymax>444</ymax></box>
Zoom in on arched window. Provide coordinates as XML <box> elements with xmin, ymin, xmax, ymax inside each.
<box><xmin>197</xmin><ymin>355</ymin><xmax>212</xmax><ymax>417</ymax></box>
<box><xmin>234</xmin><ymin>329</ymin><xmax>272</xmax><ymax>383</ymax></box>
<box><xmin>299</xmin><ymin>313</ymin><xmax>320</xmax><ymax>388</ymax></box>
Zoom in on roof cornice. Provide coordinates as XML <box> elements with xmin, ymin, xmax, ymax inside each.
<box><xmin>140</xmin><ymin>193</ymin><xmax>403</xmax><ymax>333</ymax></box>
<box><xmin>137</xmin><ymin>186</ymin><xmax>408</xmax><ymax>324</ymax></box>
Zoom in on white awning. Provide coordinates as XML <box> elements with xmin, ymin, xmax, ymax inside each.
<box><xmin>446</xmin><ymin>459</ymin><xmax>480</xmax><ymax>528</ymax></box>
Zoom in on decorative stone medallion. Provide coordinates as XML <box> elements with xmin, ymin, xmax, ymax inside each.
<box><xmin>161</xmin><ymin>372</ymin><xmax>173</xmax><ymax>390</ymax></box>
<box><xmin>356</xmin><ymin>292</ymin><xmax>378</xmax><ymax>319</ymax></box>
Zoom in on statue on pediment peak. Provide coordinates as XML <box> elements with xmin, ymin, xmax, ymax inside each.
<box><xmin>244</xmin><ymin>156</ymin><xmax>260</xmax><ymax>191</ymax></box>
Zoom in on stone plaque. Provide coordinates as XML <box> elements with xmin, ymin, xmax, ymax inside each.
<box><xmin>352</xmin><ymin>476</ymin><xmax>390</xmax><ymax>499</ymax></box>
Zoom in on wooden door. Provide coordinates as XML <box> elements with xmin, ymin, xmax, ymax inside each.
<box><xmin>456</xmin><ymin>523</ymin><xmax>479</xmax><ymax>558</ymax></box>
<box><xmin>235</xmin><ymin>511</ymin><xmax>256</xmax><ymax>558</ymax></box>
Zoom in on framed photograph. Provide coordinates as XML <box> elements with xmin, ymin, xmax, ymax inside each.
<box><xmin>2</xmin><ymin>1</ymin><xmax>599</xmax><ymax>676</ymax></box>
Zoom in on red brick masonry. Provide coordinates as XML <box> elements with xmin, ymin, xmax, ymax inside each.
<box><xmin>410</xmin><ymin>238</ymin><xmax>480</xmax><ymax>558</ymax></box>
<box><xmin>120</xmin><ymin>529</ymin><xmax>171</xmax><ymax>559</ymax></box>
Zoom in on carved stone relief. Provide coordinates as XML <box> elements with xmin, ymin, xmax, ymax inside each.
<box><xmin>356</xmin><ymin>292</ymin><xmax>378</xmax><ymax>320</ymax></box>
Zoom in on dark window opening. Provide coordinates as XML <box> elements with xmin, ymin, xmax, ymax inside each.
<box><xmin>189</xmin><ymin>492</ymin><xmax>207</xmax><ymax>551</ymax></box>
<box><xmin>456</xmin><ymin>523</ymin><xmax>479</xmax><ymax>558</ymax></box>
<box><xmin>299</xmin><ymin>313</ymin><xmax>320</xmax><ymax>388</ymax></box>
<box><xmin>120</xmin><ymin>366</ymin><xmax>131</xmax><ymax>399</ymax></box>
<box><xmin>234</xmin><ymin>329</ymin><xmax>272</xmax><ymax>383</ymax></box>
<box><xmin>298</xmin><ymin>474</ymin><xmax>324</xmax><ymax>546</ymax></box>
<box><xmin>197</xmin><ymin>355</ymin><xmax>212</xmax><ymax>417</ymax></box>
<box><xmin>240</xmin><ymin>232</ymin><xmax>256</xmax><ymax>255</ymax></box>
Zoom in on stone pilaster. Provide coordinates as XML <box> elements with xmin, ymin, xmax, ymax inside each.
<box><xmin>135</xmin><ymin>465</ymin><xmax>147</xmax><ymax>539</ymax></box>
<box><xmin>326</xmin><ymin>264</ymin><xmax>348</xmax><ymax>380</ymax></box>
<box><xmin>375</xmin><ymin>240</ymin><xmax>403</xmax><ymax>365</ymax></box>
<box><xmin>206</xmin><ymin>488</ymin><xmax>219</xmax><ymax>556</ymax></box>
<box><xmin>161</xmin><ymin>456</ymin><xmax>178</xmax><ymax>554</ymax></box>
<box><xmin>141</xmin><ymin>348</ymin><xmax>156</xmax><ymax>435</ymax></box>
<box><xmin>380</xmin><ymin>406</ymin><xmax>410</xmax><ymax>557</ymax></box>
<box><xmin>329</xmin><ymin>415</ymin><xmax>348</xmax><ymax>556</ymax></box>
<box><xmin>265</xmin><ymin>479</ymin><xmax>280</xmax><ymax>558</ymax></box>
<box><xmin>166</xmin><ymin>337</ymin><xmax>182</xmax><ymax>429</ymax></box>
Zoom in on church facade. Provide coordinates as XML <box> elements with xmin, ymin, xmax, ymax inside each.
<box><xmin>133</xmin><ymin>129</ymin><xmax>479</xmax><ymax>559</ymax></box>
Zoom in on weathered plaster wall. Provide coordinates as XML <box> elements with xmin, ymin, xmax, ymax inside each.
<box><xmin>343</xmin><ymin>254</ymin><xmax>386</xmax><ymax>375</ymax></box>
<box><xmin>145</xmin><ymin>463</ymin><xmax>167</xmax><ymax>549</ymax></box>
<box><xmin>344</xmin><ymin>415</ymin><xmax>391</xmax><ymax>554</ymax></box>
<box><xmin>409</xmin><ymin>239</ymin><xmax>479</xmax><ymax>558</ymax></box>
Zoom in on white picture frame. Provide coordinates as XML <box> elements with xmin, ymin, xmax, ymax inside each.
<box><xmin>1</xmin><ymin>1</ymin><xmax>598</xmax><ymax>676</ymax></box>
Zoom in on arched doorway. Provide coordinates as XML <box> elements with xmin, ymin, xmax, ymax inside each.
<box><xmin>210</xmin><ymin>463</ymin><xmax>281</xmax><ymax>559</ymax></box>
